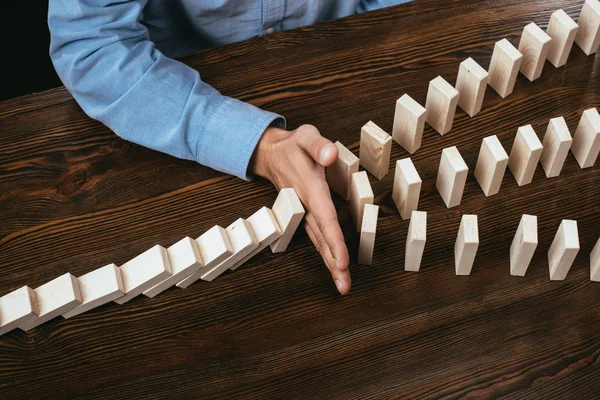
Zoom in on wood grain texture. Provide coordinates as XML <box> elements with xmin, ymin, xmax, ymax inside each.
<box><xmin>0</xmin><ymin>0</ymin><xmax>599</xmax><ymax>398</ymax></box>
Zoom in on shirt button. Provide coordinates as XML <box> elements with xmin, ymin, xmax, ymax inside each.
<box><xmin>266</xmin><ymin>28</ymin><xmax>275</xmax><ymax>34</ymax></box>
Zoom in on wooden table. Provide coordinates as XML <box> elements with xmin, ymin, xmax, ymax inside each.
<box><xmin>1</xmin><ymin>0</ymin><xmax>599</xmax><ymax>398</ymax></box>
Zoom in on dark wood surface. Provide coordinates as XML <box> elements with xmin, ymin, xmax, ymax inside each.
<box><xmin>1</xmin><ymin>0</ymin><xmax>599</xmax><ymax>398</ymax></box>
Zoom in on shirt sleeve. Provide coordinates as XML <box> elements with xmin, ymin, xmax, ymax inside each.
<box><xmin>48</xmin><ymin>0</ymin><xmax>285</xmax><ymax>180</ymax></box>
<box><xmin>357</xmin><ymin>0</ymin><xmax>413</xmax><ymax>13</ymax></box>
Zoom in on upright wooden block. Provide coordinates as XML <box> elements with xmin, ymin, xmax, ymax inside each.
<box><xmin>436</xmin><ymin>146</ymin><xmax>469</xmax><ymax>209</ymax></box>
<box><xmin>425</xmin><ymin>76</ymin><xmax>459</xmax><ymax>135</ymax></box>
<box><xmin>392</xmin><ymin>94</ymin><xmax>427</xmax><ymax>154</ymax></box>
<box><xmin>510</xmin><ymin>215</ymin><xmax>538</xmax><ymax>276</ymax></box>
<box><xmin>546</xmin><ymin>9</ymin><xmax>580</xmax><ymax>67</ymax></box>
<box><xmin>455</xmin><ymin>215</ymin><xmax>479</xmax><ymax>276</ymax></box>
<box><xmin>571</xmin><ymin>108</ymin><xmax>600</xmax><ymax>168</ymax></box>
<box><xmin>548</xmin><ymin>220</ymin><xmax>580</xmax><ymax>281</ymax></box>
<box><xmin>116</xmin><ymin>245</ymin><xmax>173</xmax><ymax>303</ymax></box>
<box><xmin>349</xmin><ymin>171</ymin><xmax>374</xmax><ymax>232</ymax></box>
<box><xmin>518</xmin><ymin>22</ymin><xmax>552</xmax><ymax>81</ymax></box>
<box><xmin>474</xmin><ymin>135</ymin><xmax>509</xmax><ymax>197</ymax></box>
<box><xmin>359</xmin><ymin>121</ymin><xmax>392</xmax><ymax>180</ymax></box>
<box><xmin>20</xmin><ymin>273</ymin><xmax>82</xmax><ymax>331</ymax></box>
<box><xmin>540</xmin><ymin>117</ymin><xmax>573</xmax><ymax>178</ymax></box>
<box><xmin>63</xmin><ymin>264</ymin><xmax>124</xmax><ymax>318</ymax></box>
<box><xmin>488</xmin><ymin>39</ymin><xmax>523</xmax><ymax>98</ymax></box>
<box><xmin>591</xmin><ymin>238</ymin><xmax>600</xmax><ymax>282</ymax></box>
<box><xmin>456</xmin><ymin>58</ymin><xmax>489</xmax><ymax>117</ymax></box>
<box><xmin>0</xmin><ymin>287</ymin><xmax>38</xmax><ymax>336</ymax></box>
<box><xmin>405</xmin><ymin>211</ymin><xmax>427</xmax><ymax>272</ymax></box>
<box><xmin>357</xmin><ymin>204</ymin><xmax>379</xmax><ymax>265</ymax></box>
<box><xmin>575</xmin><ymin>0</ymin><xmax>600</xmax><ymax>55</ymax></box>
<box><xmin>327</xmin><ymin>141</ymin><xmax>359</xmax><ymax>200</ymax></box>
<box><xmin>392</xmin><ymin>158</ymin><xmax>422</xmax><ymax>220</ymax></box>
<box><xmin>270</xmin><ymin>188</ymin><xmax>306</xmax><ymax>253</ymax></box>
<box><xmin>508</xmin><ymin>125</ymin><xmax>544</xmax><ymax>186</ymax></box>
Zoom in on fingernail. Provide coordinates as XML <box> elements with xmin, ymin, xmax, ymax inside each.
<box><xmin>335</xmin><ymin>279</ymin><xmax>343</xmax><ymax>294</ymax></box>
<box><xmin>320</xmin><ymin>144</ymin><xmax>335</xmax><ymax>165</ymax></box>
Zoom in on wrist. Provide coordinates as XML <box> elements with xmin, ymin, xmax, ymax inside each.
<box><xmin>249</xmin><ymin>125</ymin><xmax>289</xmax><ymax>180</ymax></box>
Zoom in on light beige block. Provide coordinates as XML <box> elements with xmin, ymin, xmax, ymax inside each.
<box><xmin>540</xmin><ymin>117</ymin><xmax>573</xmax><ymax>178</ymax></box>
<box><xmin>63</xmin><ymin>264</ymin><xmax>124</xmax><ymax>318</ymax></box>
<box><xmin>508</xmin><ymin>125</ymin><xmax>544</xmax><ymax>186</ymax></box>
<box><xmin>571</xmin><ymin>108</ymin><xmax>600</xmax><ymax>168</ymax></box>
<box><xmin>455</xmin><ymin>215</ymin><xmax>479</xmax><ymax>276</ymax></box>
<box><xmin>575</xmin><ymin>0</ymin><xmax>600</xmax><ymax>55</ymax></box>
<box><xmin>547</xmin><ymin>9</ymin><xmax>580</xmax><ymax>67</ymax></box>
<box><xmin>456</xmin><ymin>58</ymin><xmax>489</xmax><ymax>117</ymax></box>
<box><xmin>474</xmin><ymin>135</ymin><xmax>509</xmax><ymax>197</ymax></box>
<box><xmin>591</xmin><ymin>238</ymin><xmax>600</xmax><ymax>282</ymax></box>
<box><xmin>270</xmin><ymin>188</ymin><xmax>306</xmax><ymax>253</ymax></box>
<box><xmin>327</xmin><ymin>141</ymin><xmax>359</xmax><ymax>200</ymax></box>
<box><xmin>488</xmin><ymin>39</ymin><xmax>524</xmax><ymax>98</ymax></box>
<box><xmin>425</xmin><ymin>76</ymin><xmax>459</xmax><ymax>135</ymax></box>
<box><xmin>349</xmin><ymin>171</ymin><xmax>374</xmax><ymax>232</ymax></box>
<box><xmin>392</xmin><ymin>94</ymin><xmax>427</xmax><ymax>154</ymax></box>
<box><xmin>510</xmin><ymin>215</ymin><xmax>538</xmax><ymax>276</ymax></box>
<box><xmin>436</xmin><ymin>146</ymin><xmax>469</xmax><ymax>208</ymax></box>
<box><xmin>359</xmin><ymin>121</ymin><xmax>392</xmax><ymax>180</ymax></box>
<box><xmin>20</xmin><ymin>273</ymin><xmax>82</xmax><ymax>331</ymax></box>
<box><xmin>518</xmin><ymin>22</ymin><xmax>552</xmax><ymax>81</ymax></box>
<box><xmin>405</xmin><ymin>211</ymin><xmax>427</xmax><ymax>272</ymax></box>
<box><xmin>548</xmin><ymin>220</ymin><xmax>580</xmax><ymax>281</ymax></box>
<box><xmin>0</xmin><ymin>286</ymin><xmax>38</xmax><ymax>336</ymax></box>
<box><xmin>357</xmin><ymin>204</ymin><xmax>379</xmax><ymax>265</ymax></box>
<box><xmin>392</xmin><ymin>158</ymin><xmax>422</xmax><ymax>220</ymax></box>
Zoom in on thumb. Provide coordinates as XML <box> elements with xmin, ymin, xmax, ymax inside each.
<box><xmin>295</xmin><ymin>124</ymin><xmax>338</xmax><ymax>167</ymax></box>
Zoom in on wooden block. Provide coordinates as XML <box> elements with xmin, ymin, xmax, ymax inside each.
<box><xmin>510</xmin><ymin>215</ymin><xmax>538</xmax><ymax>276</ymax></box>
<box><xmin>201</xmin><ymin>218</ymin><xmax>259</xmax><ymax>281</ymax></box>
<box><xmin>540</xmin><ymin>117</ymin><xmax>573</xmax><ymax>178</ymax></box>
<box><xmin>143</xmin><ymin>237</ymin><xmax>203</xmax><ymax>298</ymax></box>
<box><xmin>270</xmin><ymin>188</ymin><xmax>306</xmax><ymax>253</ymax></box>
<box><xmin>425</xmin><ymin>76</ymin><xmax>459</xmax><ymax>135</ymax></box>
<box><xmin>115</xmin><ymin>245</ymin><xmax>173</xmax><ymax>303</ymax></box>
<box><xmin>392</xmin><ymin>94</ymin><xmax>427</xmax><ymax>154</ymax></box>
<box><xmin>518</xmin><ymin>22</ymin><xmax>552</xmax><ymax>81</ymax></box>
<box><xmin>456</xmin><ymin>58</ymin><xmax>489</xmax><ymax>117</ymax></box>
<box><xmin>349</xmin><ymin>171</ymin><xmax>374</xmax><ymax>232</ymax></box>
<box><xmin>590</xmin><ymin>238</ymin><xmax>600</xmax><ymax>282</ymax></box>
<box><xmin>436</xmin><ymin>146</ymin><xmax>469</xmax><ymax>208</ymax></box>
<box><xmin>229</xmin><ymin>207</ymin><xmax>282</xmax><ymax>271</ymax></box>
<box><xmin>548</xmin><ymin>220</ymin><xmax>580</xmax><ymax>281</ymax></box>
<box><xmin>392</xmin><ymin>158</ymin><xmax>422</xmax><ymax>220</ymax></box>
<box><xmin>455</xmin><ymin>215</ymin><xmax>479</xmax><ymax>276</ymax></box>
<box><xmin>359</xmin><ymin>121</ymin><xmax>392</xmax><ymax>180</ymax></box>
<box><xmin>357</xmin><ymin>204</ymin><xmax>379</xmax><ymax>265</ymax></box>
<box><xmin>20</xmin><ymin>273</ymin><xmax>82</xmax><ymax>331</ymax></box>
<box><xmin>575</xmin><ymin>0</ymin><xmax>600</xmax><ymax>55</ymax></box>
<box><xmin>508</xmin><ymin>125</ymin><xmax>544</xmax><ymax>186</ymax></box>
<box><xmin>488</xmin><ymin>39</ymin><xmax>524</xmax><ymax>98</ymax></box>
<box><xmin>327</xmin><ymin>141</ymin><xmax>359</xmax><ymax>200</ymax></box>
<box><xmin>474</xmin><ymin>135</ymin><xmax>509</xmax><ymax>197</ymax></box>
<box><xmin>405</xmin><ymin>211</ymin><xmax>427</xmax><ymax>272</ymax></box>
<box><xmin>571</xmin><ymin>108</ymin><xmax>600</xmax><ymax>168</ymax></box>
<box><xmin>546</xmin><ymin>9</ymin><xmax>580</xmax><ymax>68</ymax></box>
<box><xmin>63</xmin><ymin>264</ymin><xmax>124</xmax><ymax>318</ymax></box>
<box><xmin>0</xmin><ymin>286</ymin><xmax>38</xmax><ymax>336</ymax></box>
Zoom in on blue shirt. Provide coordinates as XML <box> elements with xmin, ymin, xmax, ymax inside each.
<box><xmin>48</xmin><ymin>0</ymin><xmax>411</xmax><ymax>179</ymax></box>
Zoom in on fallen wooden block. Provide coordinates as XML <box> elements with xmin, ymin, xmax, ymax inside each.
<box><xmin>0</xmin><ymin>286</ymin><xmax>38</xmax><ymax>336</ymax></box>
<box><xmin>357</xmin><ymin>204</ymin><xmax>379</xmax><ymax>265</ymax></box>
<box><xmin>425</xmin><ymin>76</ymin><xmax>459</xmax><ymax>135</ymax></box>
<box><xmin>392</xmin><ymin>158</ymin><xmax>422</xmax><ymax>220</ymax></box>
<box><xmin>327</xmin><ymin>141</ymin><xmax>359</xmax><ymax>200</ymax></box>
<box><xmin>548</xmin><ymin>220</ymin><xmax>580</xmax><ymax>281</ymax></box>
<box><xmin>20</xmin><ymin>273</ymin><xmax>82</xmax><ymax>331</ymax></box>
<box><xmin>508</xmin><ymin>125</ymin><xmax>544</xmax><ymax>186</ymax></box>
<box><xmin>63</xmin><ymin>264</ymin><xmax>124</xmax><ymax>318</ymax></box>
<box><xmin>488</xmin><ymin>39</ymin><xmax>523</xmax><ymax>98</ymax></box>
<box><xmin>591</xmin><ymin>238</ymin><xmax>600</xmax><ymax>282</ymax></box>
<box><xmin>540</xmin><ymin>117</ymin><xmax>573</xmax><ymax>178</ymax></box>
<box><xmin>271</xmin><ymin>188</ymin><xmax>306</xmax><ymax>253</ymax></box>
<box><xmin>518</xmin><ymin>22</ymin><xmax>552</xmax><ymax>81</ymax></box>
<box><xmin>546</xmin><ymin>9</ymin><xmax>580</xmax><ymax>68</ymax></box>
<box><xmin>456</xmin><ymin>58</ymin><xmax>489</xmax><ymax>117</ymax></box>
<box><xmin>349</xmin><ymin>171</ymin><xmax>374</xmax><ymax>232</ymax></box>
<box><xmin>359</xmin><ymin>121</ymin><xmax>392</xmax><ymax>180</ymax></box>
<box><xmin>115</xmin><ymin>244</ymin><xmax>173</xmax><ymax>303</ymax></box>
<box><xmin>392</xmin><ymin>94</ymin><xmax>427</xmax><ymax>154</ymax></box>
<box><xmin>571</xmin><ymin>108</ymin><xmax>600</xmax><ymax>169</ymax></box>
<box><xmin>436</xmin><ymin>146</ymin><xmax>469</xmax><ymax>208</ymax></box>
<box><xmin>474</xmin><ymin>135</ymin><xmax>509</xmax><ymax>197</ymax></box>
<box><xmin>405</xmin><ymin>210</ymin><xmax>427</xmax><ymax>272</ymax></box>
<box><xmin>455</xmin><ymin>215</ymin><xmax>479</xmax><ymax>276</ymax></box>
<box><xmin>575</xmin><ymin>0</ymin><xmax>600</xmax><ymax>55</ymax></box>
<box><xmin>510</xmin><ymin>215</ymin><xmax>538</xmax><ymax>276</ymax></box>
